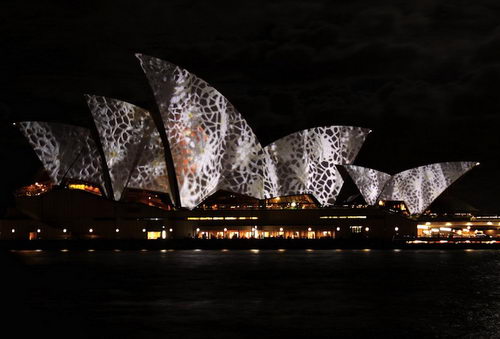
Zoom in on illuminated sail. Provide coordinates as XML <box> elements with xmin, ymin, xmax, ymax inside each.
<box><xmin>379</xmin><ymin>162</ymin><xmax>479</xmax><ymax>214</ymax></box>
<box><xmin>262</xmin><ymin>126</ymin><xmax>371</xmax><ymax>206</ymax></box>
<box><xmin>18</xmin><ymin>121</ymin><xmax>108</xmax><ymax>196</ymax></box>
<box><xmin>86</xmin><ymin>95</ymin><xmax>170</xmax><ymax>200</ymax></box>
<box><xmin>136</xmin><ymin>54</ymin><xmax>262</xmax><ymax>208</ymax></box>
<box><xmin>343</xmin><ymin>165</ymin><xmax>391</xmax><ymax>205</ymax></box>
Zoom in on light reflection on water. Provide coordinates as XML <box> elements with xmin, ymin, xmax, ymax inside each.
<box><xmin>2</xmin><ymin>249</ymin><xmax>499</xmax><ymax>338</ymax></box>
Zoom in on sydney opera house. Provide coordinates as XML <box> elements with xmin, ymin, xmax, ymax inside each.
<box><xmin>2</xmin><ymin>54</ymin><xmax>498</xmax><ymax>242</ymax></box>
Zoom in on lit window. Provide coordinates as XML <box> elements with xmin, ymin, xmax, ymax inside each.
<box><xmin>350</xmin><ymin>226</ymin><xmax>362</xmax><ymax>233</ymax></box>
<box><xmin>147</xmin><ymin>231</ymin><xmax>161</xmax><ymax>240</ymax></box>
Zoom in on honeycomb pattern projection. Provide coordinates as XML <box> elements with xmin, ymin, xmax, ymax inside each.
<box><xmin>379</xmin><ymin>162</ymin><xmax>478</xmax><ymax>215</ymax></box>
<box><xmin>137</xmin><ymin>54</ymin><xmax>262</xmax><ymax>208</ymax></box>
<box><xmin>217</xmin><ymin>111</ymin><xmax>263</xmax><ymax>200</ymax></box>
<box><xmin>343</xmin><ymin>165</ymin><xmax>391</xmax><ymax>205</ymax></box>
<box><xmin>86</xmin><ymin>95</ymin><xmax>171</xmax><ymax>201</ymax></box>
<box><xmin>18</xmin><ymin>121</ymin><xmax>107</xmax><ymax>195</ymax></box>
<box><xmin>262</xmin><ymin>126</ymin><xmax>371</xmax><ymax>206</ymax></box>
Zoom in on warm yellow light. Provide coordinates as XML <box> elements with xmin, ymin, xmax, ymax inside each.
<box><xmin>308</xmin><ymin>227</ymin><xmax>312</xmax><ymax>231</ymax></box>
<box><xmin>196</xmin><ymin>228</ymin><xmax>200</xmax><ymax>232</ymax></box>
<box><xmin>440</xmin><ymin>227</ymin><xmax>452</xmax><ymax>232</ymax></box>
<box><xmin>487</xmin><ymin>221</ymin><xmax>493</xmax><ymax>225</ymax></box>
<box><xmin>425</xmin><ymin>222</ymin><xmax>431</xmax><ymax>225</ymax></box>
<box><xmin>365</xmin><ymin>227</ymin><xmax>370</xmax><ymax>232</ymax></box>
<box><xmin>67</xmin><ymin>183</ymin><xmax>100</xmax><ymax>195</ymax></box>
<box><xmin>223</xmin><ymin>228</ymin><xmax>227</xmax><ymax>232</ymax></box>
<box><xmin>279</xmin><ymin>227</ymin><xmax>283</xmax><ymax>232</ymax></box>
<box><xmin>320</xmin><ymin>216</ymin><xmax>367</xmax><ymax>219</ymax></box>
<box><xmin>147</xmin><ymin>232</ymin><xmax>161</xmax><ymax>240</ymax></box>
<box><xmin>446</xmin><ymin>222</ymin><xmax>452</xmax><ymax>226</ymax></box>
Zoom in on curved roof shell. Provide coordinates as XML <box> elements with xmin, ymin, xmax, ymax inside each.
<box><xmin>345</xmin><ymin>162</ymin><xmax>479</xmax><ymax>215</ymax></box>
<box><xmin>262</xmin><ymin>126</ymin><xmax>371</xmax><ymax>206</ymax></box>
<box><xmin>86</xmin><ymin>95</ymin><xmax>171</xmax><ymax>200</ymax></box>
<box><xmin>18</xmin><ymin>121</ymin><xmax>108</xmax><ymax>196</ymax></box>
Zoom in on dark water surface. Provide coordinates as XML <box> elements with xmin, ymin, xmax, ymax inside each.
<box><xmin>2</xmin><ymin>249</ymin><xmax>499</xmax><ymax>338</ymax></box>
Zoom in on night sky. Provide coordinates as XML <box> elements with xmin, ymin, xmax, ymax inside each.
<box><xmin>1</xmin><ymin>0</ymin><xmax>500</xmax><ymax>211</ymax></box>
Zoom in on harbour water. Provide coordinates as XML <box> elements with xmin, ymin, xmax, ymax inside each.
<box><xmin>2</xmin><ymin>249</ymin><xmax>499</xmax><ymax>338</ymax></box>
